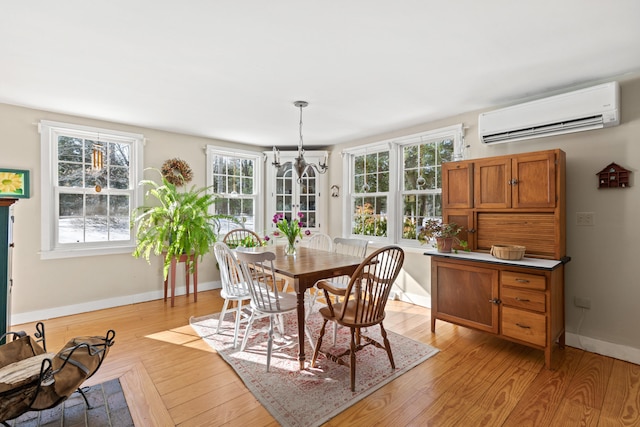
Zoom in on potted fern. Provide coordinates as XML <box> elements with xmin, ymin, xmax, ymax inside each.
<box><xmin>131</xmin><ymin>169</ymin><xmax>238</xmax><ymax>279</ymax></box>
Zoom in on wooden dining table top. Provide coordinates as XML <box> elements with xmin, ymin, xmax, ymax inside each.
<box><xmin>238</xmin><ymin>245</ymin><xmax>364</xmax><ymax>290</ymax></box>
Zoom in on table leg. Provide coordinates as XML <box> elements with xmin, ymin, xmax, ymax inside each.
<box><xmin>296</xmin><ymin>278</ymin><xmax>306</xmax><ymax>370</ymax></box>
<box><xmin>185</xmin><ymin>255</ymin><xmax>190</xmax><ymax>298</ymax></box>
<box><xmin>193</xmin><ymin>256</ymin><xmax>198</xmax><ymax>302</ymax></box>
<box><xmin>170</xmin><ymin>257</ymin><xmax>177</xmax><ymax>307</ymax></box>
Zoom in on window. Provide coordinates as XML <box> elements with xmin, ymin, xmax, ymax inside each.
<box><xmin>40</xmin><ymin>121</ymin><xmax>144</xmax><ymax>259</ymax></box>
<box><xmin>399</xmin><ymin>134</ymin><xmax>454</xmax><ymax>243</ymax></box>
<box><xmin>343</xmin><ymin>124</ymin><xmax>463</xmax><ymax>246</ymax></box>
<box><xmin>206</xmin><ymin>146</ymin><xmax>263</xmax><ymax>236</ymax></box>
<box><xmin>265</xmin><ymin>150</ymin><xmax>327</xmax><ymax>233</ymax></box>
<box><xmin>351</xmin><ymin>147</ymin><xmax>391</xmax><ymax>239</ymax></box>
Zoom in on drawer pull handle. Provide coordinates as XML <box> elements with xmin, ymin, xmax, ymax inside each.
<box><xmin>489</xmin><ymin>298</ymin><xmax>501</xmax><ymax>305</ymax></box>
<box><xmin>516</xmin><ymin>323</ymin><xmax>531</xmax><ymax>329</ymax></box>
<box><xmin>516</xmin><ymin>279</ymin><xmax>530</xmax><ymax>283</ymax></box>
<box><xmin>515</xmin><ymin>297</ymin><xmax>530</xmax><ymax>302</ymax></box>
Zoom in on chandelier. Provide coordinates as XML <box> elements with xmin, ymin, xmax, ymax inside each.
<box><xmin>272</xmin><ymin>100</ymin><xmax>328</xmax><ymax>181</ymax></box>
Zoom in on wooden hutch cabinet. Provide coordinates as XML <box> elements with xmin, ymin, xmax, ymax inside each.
<box><xmin>428</xmin><ymin>148</ymin><xmax>568</xmax><ymax>369</ymax></box>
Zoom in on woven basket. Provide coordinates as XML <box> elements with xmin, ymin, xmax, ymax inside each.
<box><xmin>490</xmin><ymin>244</ymin><xmax>526</xmax><ymax>260</ymax></box>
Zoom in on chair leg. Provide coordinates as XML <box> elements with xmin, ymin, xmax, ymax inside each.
<box><xmin>266</xmin><ymin>315</ymin><xmax>274</xmax><ymax>372</ymax></box>
<box><xmin>379</xmin><ymin>323</ymin><xmax>395</xmax><ymax>369</ymax></box>
<box><xmin>311</xmin><ymin>319</ymin><xmax>328</xmax><ymax>368</ymax></box>
<box><xmin>217</xmin><ymin>299</ymin><xmax>230</xmax><ymax>334</ymax></box>
<box><xmin>350</xmin><ymin>327</ymin><xmax>357</xmax><ymax>392</ymax></box>
<box><xmin>232</xmin><ymin>301</ymin><xmax>243</xmax><ymax>348</ymax></box>
<box><xmin>241</xmin><ymin>311</ymin><xmax>256</xmax><ymax>351</ymax></box>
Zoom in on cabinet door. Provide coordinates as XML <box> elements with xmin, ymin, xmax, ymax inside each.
<box><xmin>474</xmin><ymin>158</ymin><xmax>511</xmax><ymax>208</ymax></box>
<box><xmin>432</xmin><ymin>260</ymin><xmax>499</xmax><ymax>333</ymax></box>
<box><xmin>442</xmin><ymin>161</ymin><xmax>473</xmax><ymax>209</ymax></box>
<box><xmin>512</xmin><ymin>152</ymin><xmax>556</xmax><ymax>208</ymax></box>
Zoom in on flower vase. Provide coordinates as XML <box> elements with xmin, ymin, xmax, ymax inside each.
<box><xmin>285</xmin><ymin>240</ymin><xmax>297</xmax><ymax>256</ymax></box>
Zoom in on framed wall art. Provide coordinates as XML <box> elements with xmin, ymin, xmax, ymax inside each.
<box><xmin>0</xmin><ymin>168</ymin><xmax>30</xmax><ymax>198</ymax></box>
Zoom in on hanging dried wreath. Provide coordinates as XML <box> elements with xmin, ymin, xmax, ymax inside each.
<box><xmin>161</xmin><ymin>158</ymin><xmax>193</xmax><ymax>186</ymax></box>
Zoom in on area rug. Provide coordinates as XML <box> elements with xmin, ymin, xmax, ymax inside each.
<box><xmin>6</xmin><ymin>378</ymin><xmax>134</xmax><ymax>427</ymax></box>
<box><xmin>190</xmin><ymin>308</ymin><xmax>439</xmax><ymax>427</ymax></box>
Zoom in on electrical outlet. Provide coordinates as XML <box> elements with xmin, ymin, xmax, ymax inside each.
<box><xmin>576</xmin><ymin>212</ymin><xmax>595</xmax><ymax>226</ymax></box>
<box><xmin>574</xmin><ymin>296</ymin><xmax>591</xmax><ymax>309</ymax></box>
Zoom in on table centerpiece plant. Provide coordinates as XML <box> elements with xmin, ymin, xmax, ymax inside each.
<box><xmin>272</xmin><ymin>212</ymin><xmax>311</xmax><ymax>256</ymax></box>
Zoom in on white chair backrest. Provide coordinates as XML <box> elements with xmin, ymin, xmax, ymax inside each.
<box><xmin>213</xmin><ymin>242</ymin><xmax>248</xmax><ymax>297</ymax></box>
<box><xmin>306</xmin><ymin>233</ymin><xmax>333</xmax><ymax>252</ymax></box>
<box><xmin>235</xmin><ymin>250</ymin><xmax>282</xmax><ymax>313</ymax></box>
<box><xmin>333</xmin><ymin>237</ymin><xmax>368</xmax><ymax>258</ymax></box>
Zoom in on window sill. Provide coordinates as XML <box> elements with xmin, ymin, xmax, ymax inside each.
<box><xmin>40</xmin><ymin>245</ymin><xmax>136</xmax><ymax>260</ymax></box>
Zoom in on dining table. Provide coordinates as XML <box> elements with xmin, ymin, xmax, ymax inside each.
<box><xmin>243</xmin><ymin>244</ymin><xmax>365</xmax><ymax>369</ymax></box>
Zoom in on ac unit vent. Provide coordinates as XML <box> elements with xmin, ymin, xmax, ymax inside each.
<box><xmin>479</xmin><ymin>82</ymin><xmax>619</xmax><ymax>144</ymax></box>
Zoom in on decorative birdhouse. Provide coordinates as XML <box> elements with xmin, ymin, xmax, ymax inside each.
<box><xmin>596</xmin><ymin>162</ymin><xmax>631</xmax><ymax>189</ymax></box>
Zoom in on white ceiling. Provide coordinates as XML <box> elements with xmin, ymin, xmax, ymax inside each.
<box><xmin>2</xmin><ymin>1</ymin><xmax>640</xmax><ymax>148</ymax></box>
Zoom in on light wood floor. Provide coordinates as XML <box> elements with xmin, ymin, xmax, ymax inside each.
<box><xmin>12</xmin><ymin>290</ymin><xmax>640</xmax><ymax>427</ymax></box>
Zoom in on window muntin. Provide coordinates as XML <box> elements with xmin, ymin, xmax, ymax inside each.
<box><xmin>40</xmin><ymin>121</ymin><xmax>143</xmax><ymax>258</ymax></box>
<box><xmin>207</xmin><ymin>147</ymin><xmax>262</xmax><ymax>236</ymax></box>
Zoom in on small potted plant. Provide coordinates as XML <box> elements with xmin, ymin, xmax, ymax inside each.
<box><xmin>418</xmin><ymin>218</ymin><xmax>465</xmax><ymax>253</ymax></box>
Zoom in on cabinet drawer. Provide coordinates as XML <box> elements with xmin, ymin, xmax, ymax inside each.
<box><xmin>501</xmin><ymin>271</ymin><xmax>546</xmax><ymax>291</ymax></box>
<box><xmin>502</xmin><ymin>306</ymin><xmax>546</xmax><ymax>347</ymax></box>
<box><xmin>501</xmin><ymin>287</ymin><xmax>546</xmax><ymax>312</ymax></box>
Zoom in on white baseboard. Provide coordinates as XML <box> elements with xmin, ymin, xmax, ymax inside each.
<box><xmin>11</xmin><ymin>281</ymin><xmax>222</xmax><ymax>326</ymax></box>
<box><xmin>565</xmin><ymin>332</ymin><xmax>640</xmax><ymax>366</ymax></box>
<box><xmin>391</xmin><ymin>288</ymin><xmax>431</xmax><ymax>308</ymax></box>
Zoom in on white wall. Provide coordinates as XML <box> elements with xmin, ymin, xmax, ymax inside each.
<box><xmin>2</xmin><ymin>74</ymin><xmax>639</xmax><ymax>364</ymax></box>
<box><xmin>0</xmin><ymin>103</ymin><xmax>262</xmax><ymax>323</ymax></box>
<box><xmin>326</xmin><ymin>75</ymin><xmax>640</xmax><ymax>363</ymax></box>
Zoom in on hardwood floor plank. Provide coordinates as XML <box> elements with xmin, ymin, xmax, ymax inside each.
<box><xmin>9</xmin><ymin>290</ymin><xmax>640</xmax><ymax>427</ymax></box>
<box><xmin>599</xmin><ymin>359</ymin><xmax>640</xmax><ymax>426</ymax></box>
<box><xmin>564</xmin><ymin>350</ymin><xmax>614</xmax><ymax>408</ymax></box>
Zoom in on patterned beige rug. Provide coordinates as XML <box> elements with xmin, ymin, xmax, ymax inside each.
<box><xmin>190</xmin><ymin>308</ymin><xmax>439</xmax><ymax>427</ymax></box>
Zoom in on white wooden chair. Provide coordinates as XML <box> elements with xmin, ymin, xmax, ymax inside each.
<box><xmin>235</xmin><ymin>249</ymin><xmax>315</xmax><ymax>372</ymax></box>
<box><xmin>213</xmin><ymin>242</ymin><xmax>252</xmax><ymax>348</ymax></box>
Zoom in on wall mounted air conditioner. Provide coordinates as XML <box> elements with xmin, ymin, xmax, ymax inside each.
<box><xmin>478</xmin><ymin>81</ymin><xmax>620</xmax><ymax>144</ymax></box>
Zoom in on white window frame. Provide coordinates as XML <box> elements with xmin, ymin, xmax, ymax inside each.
<box><xmin>39</xmin><ymin>120</ymin><xmax>144</xmax><ymax>259</ymax></box>
<box><xmin>342</xmin><ymin>124</ymin><xmax>464</xmax><ymax>248</ymax></box>
<box><xmin>205</xmin><ymin>146</ymin><xmax>264</xmax><ymax>237</ymax></box>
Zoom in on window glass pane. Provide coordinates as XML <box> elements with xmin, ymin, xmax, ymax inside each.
<box><xmin>352</xmin><ymin>196</ymin><xmax>387</xmax><ymax>237</ymax></box>
<box><xmin>59</xmin><ymin>193</ymin><xmax>83</xmax><ymax>217</ymax></box>
<box><xmin>365</xmin><ymin>153</ymin><xmax>377</xmax><ymax>173</ymax></box>
<box><xmin>439</xmin><ymin>139</ymin><xmax>454</xmax><ymax>163</ymax></box>
<box><xmin>109</xmin><ymin>166</ymin><xmax>129</xmax><ymax>189</ymax></box>
<box><xmin>354</xmin><ymin>156</ymin><xmax>364</xmax><ymax>175</ymax></box>
<box><xmin>58</xmin><ymin>136</ymin><xmax>84</xmax><ymax>162</ymax></box>
<box><xmin>421</xmin><ymin>143</ymin><xmax>436</xmax><ymax>167</ymax></box>
<box><xmin>379</xmin><ymin>151</ymin><xmax>389</xmax><ymax>172</ymax></box>
<box><xmin>241</xmin><ymin>177</ymin><xmax>253</xmax><ymax>194</ymax></box>
<box><xmin>213</xmin><ymin>175</ymin><xmax>225</xmax><ymax>193</ymax></box>
<box><xmin>109</xmin><ymin>142</ymin><xmax>129</xmax><ymax>167</ymax></box>
<box><xmin>110</xmin><ymin>195</ymin><xmax>130</xmax><ymax>216</ymax></box>
<box><xmin>404</xmin><ymin>145</ymin><xmax>418</xmax><ymax>169</ymax></box>
<box><xmin>58</xmin><ymin>163</ymin><xmax>84</xmax><ymax>187</ymax></box>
